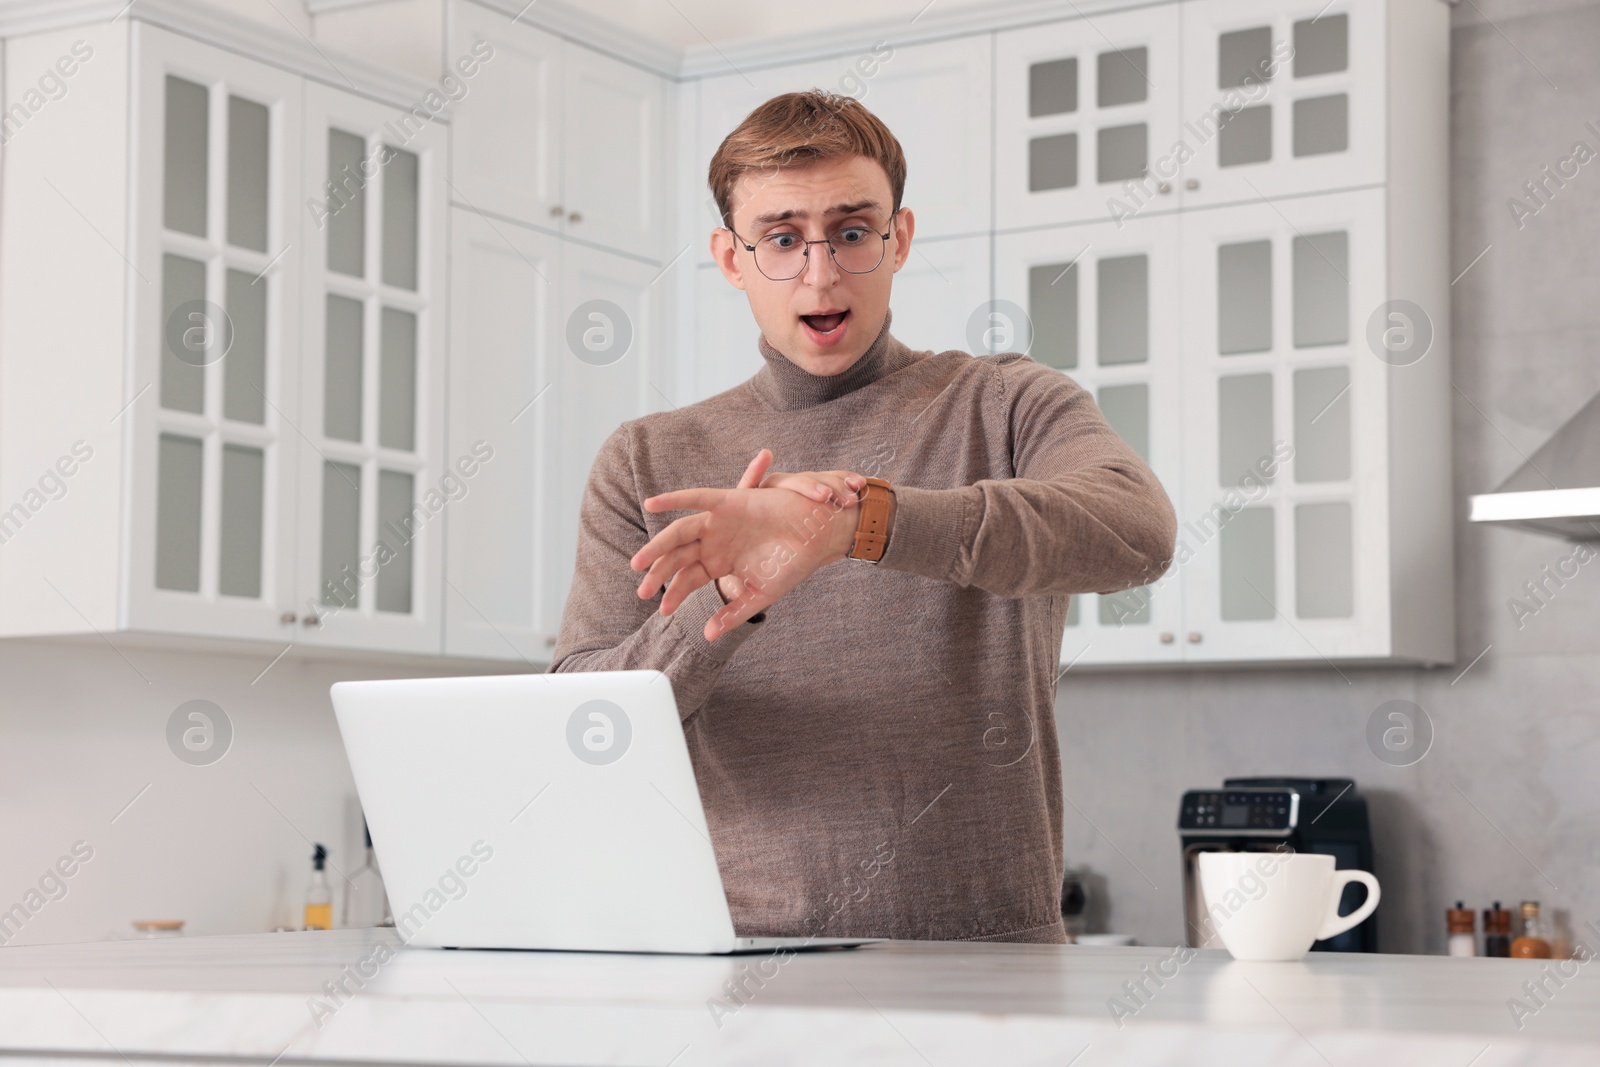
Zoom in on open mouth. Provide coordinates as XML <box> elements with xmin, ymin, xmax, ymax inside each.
<box><xmin>799</xmin><ymin>309</ymin><xmax>850</xmax><ymax>346</ymax></box>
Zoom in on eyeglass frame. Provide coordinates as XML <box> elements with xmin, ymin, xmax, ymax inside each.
<box><xmin>724</xmin><ymin>207</ymin><xmax>903</xmax><ymax>281</ymax></box>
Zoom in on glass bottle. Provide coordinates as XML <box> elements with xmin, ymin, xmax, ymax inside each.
<box><xmin>304</xmin><ymin>843</ymin><xmax>333</xmax><ymax>931</ymax></box>
<box><xmin>1509</xmin><ymin>899</ymin><xmax>1551</xmax><ymax>958</ymax></box>
<box><xmin>342</xmin><ymin>822</ymin><xmax>392</xmax><ymax>928</ymax></box>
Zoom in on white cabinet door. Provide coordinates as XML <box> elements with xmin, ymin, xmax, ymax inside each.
<box><xmin>126</xmin><ymin>24</ymin><xmax>305</xmax><ymax>642</ymax></box>
<box><xmin>1180</xmin><ymin>0</ymin><xmax>1383</xmax><ymax>208</ymax></box>
<box><xmin>887</xmin><ymin>234</ymin><xmax>990</xmax><ymax>356</ymax></box>
<box><xmin>993</xmin><ymin>216</ymin><xmax>1184</xmax><ymax>665</ymax></box>
<box><xmin>444</xmin><ymin>208</ymin><xmax>560</xmax><ymax>662</ymax></box>
<box><xmin>295</xmin><ymin>82</ymin><xmax>449</xmax><ymax>654</ymax></box>
<box><xmin>995</xmin><ymin>6</ymin><xmax>1183</xmax><ymax>230</ymax></box>
<box><xmin>1177</xmin><ymin>188</ymin><xmax>1388</xmax><ymax>663</ymax></box>
<box><xmin>449</xmin><ymin>4</ymin><xmax>563</xmax><ymax>231</ymax></box>
<box><xmin>563</xmin><ymin>43</ymin><xmax>668</xmax><ymax>260</ymax></box>
<box><xmin>544</xmin><ymin>244</ymin><xmax>670</xmax><ymax>645</ymax></box>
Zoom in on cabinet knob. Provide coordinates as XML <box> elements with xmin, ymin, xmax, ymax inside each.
<box><xmin>549</xmin><ymin>205</ymin><xmax>565</xmax><ymax>217</ymax></box>
<box><xmin>302</xmin><ymin>613</ymin><xmax>323</xmax><ymax>628</ymax></box>
<box><xmin>1159</xmin><ymin>631</ymin><xmax>1175</xmax><ymax>644</ymax></box>
<box><xmin>1187</xmin><ymin>631</ymin><xmax>1203</xmax><ymax>643</ymax></box>
<box><xmin>1185</xmin><ymin>178</ymin><xmax>1199</xmax><ymax>191</ymax></box>
<box><xmin>567</xmin><ymin>210</ymin><xmax>583</xmax><ymax>223</ymax></box>
<box><xmin>1157</xmin><ymin>181</ymin><xmax>1172</xmax><ymax>195</ymax></box>
<box><xmin>279</xmin><ymin>611</ymin><xmax>297</xmax><ymax>625</ymax></box>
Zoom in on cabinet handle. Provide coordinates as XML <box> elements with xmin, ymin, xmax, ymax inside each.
<box><xmin>279</xmin><ymin>612</ymin><xmax>297</xmax><ymax>625</ymax></box>
<box><xmin>549</xmin><ymin>205</ymin><xmax>565</xmax><ymax>217</ymax></box>
<box><xmin>1187</xmin><ymin>631</ymin><xmax>1203</xmax><ymax>643</ymax></box>
<box><xmin>1159</xmin><ymin>631</ymin><xmax>1175</xmax><ymax>644</ymax></box>
<box><xmin>1185</xmin><ymin>178</ymin><xmax>1199</xmax><ymax>191</ymax></box>
<box><xmin>1157</xmin><ymin>181</ymin><xmax>1171</xmax><ymax>194</ymax></box>
<box><xmin>302</xmin><ymin>613</ymin><xmax>323</xmax><ymax>628</ymax></box>
<box><xmin>567</xmin><ymin>210</ymin><xmax>583</xmax><ymax>223</ymax></box>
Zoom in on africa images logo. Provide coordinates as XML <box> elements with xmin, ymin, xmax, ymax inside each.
<box><xmin>566</xmin><ymin>699</ymin><xmax>631</xmax><ymax>766</ymax></box>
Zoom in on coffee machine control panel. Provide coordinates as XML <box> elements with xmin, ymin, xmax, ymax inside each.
<box><xmin>1179</xmin><ymin>788</ymin><xmax>1299</xmax><ymax>835</ymax></box>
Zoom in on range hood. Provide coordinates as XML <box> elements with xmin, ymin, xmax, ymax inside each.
<box><xmin>1469</xmin><ymin>389</ymin><xmax>1600</xmax><ymax>542</ymax></box>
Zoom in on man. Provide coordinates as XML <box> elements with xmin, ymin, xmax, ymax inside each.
<box><xmin>550</xmin><ymin>91</ymin><xmax>1175</xmax><ymax>943</ymax></box>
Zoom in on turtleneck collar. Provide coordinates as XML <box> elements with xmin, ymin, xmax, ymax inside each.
<box><xmin>750</xmin><ymin>308</ymin><xmax>920</xmax><ymax>412</ymax></box>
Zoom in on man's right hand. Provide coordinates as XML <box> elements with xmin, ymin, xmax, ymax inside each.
<box><xmin>714</xmin><ymin>449</ymin><xmax>866</xmax><ymax>607</ymax></box>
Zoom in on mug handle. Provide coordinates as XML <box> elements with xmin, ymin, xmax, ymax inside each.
<box><xmin>1316</xmin><ymin>870</ymin><xmax>1381</xmax><ymax>941</ymax></box>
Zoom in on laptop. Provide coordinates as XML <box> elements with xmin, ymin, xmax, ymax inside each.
<box><xmin>331</xmin><ymin>670</ymin><xmax>874</xmax><ymax>955</ymax></box>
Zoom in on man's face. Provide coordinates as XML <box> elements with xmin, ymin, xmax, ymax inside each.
<box><xmin>711</xmin><ymin>155</ymin><xmax>915</xmax><ymax>378</ymax></box>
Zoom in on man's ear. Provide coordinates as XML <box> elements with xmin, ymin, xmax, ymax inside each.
<box><xmin>889</xmin><ymin>207</ymin><xmax>916</xmax><ymax>273</ymax></box>
<box><xmin>710</xmin><ymin>227</ymin><xmax>749</xmax><ymax>291</ymax></box>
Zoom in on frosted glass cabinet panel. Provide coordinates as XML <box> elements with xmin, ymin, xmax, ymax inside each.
<box><xmin>1180</xmin><ymin>0</ymin><xmax>1383</xmax><ymax>207</ymax></box>
<box><xmin>128</xmin><ymin>25</ymin><xmax>304</xmax><ymax>641</ymax></box>
<box><xmin>296</xmin><ymin>82</ymin><xmax>447</xmax><ymax>654</ymax></box>
<box><xmin>994</xmin><ymin>216</ymin><xmax>1183</xmax><ymax>664</ymax></box>
<box><xmin>996</xmin><ymin>6</ymin><xmax>1183</xmax><ymax>229</ymax></box>
<box><xmin>1177</xmin><ymin>188</ymin><xmax>1388</xmax><ymax>662</ymax></box>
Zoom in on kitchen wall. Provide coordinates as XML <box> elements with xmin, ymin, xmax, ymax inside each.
<box><xmin>1059</xmin><ymin>0</ymin><xmax>1600</xmax><ymax>955</ymax></box>
<box><xmin>0</xmin><ymin>638</ymin><xmax>492</xmax><ymax>945</ymax></box>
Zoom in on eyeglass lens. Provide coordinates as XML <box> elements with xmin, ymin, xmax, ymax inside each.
<box><xmin>754</xmin><ymin>227</ymin><xmax>885</xmax><ymax>280</ymax></box>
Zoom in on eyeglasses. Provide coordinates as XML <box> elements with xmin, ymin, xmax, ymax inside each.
<box><xmin>726</xmin><ymin>211</ymin><xmax>898</xmax><ymax>281</ymax></box>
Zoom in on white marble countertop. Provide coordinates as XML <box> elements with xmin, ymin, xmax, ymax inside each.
<box><xmin>2</xmin><ymin>930</ymin><xmax>1596</xmax><ymax>1065</ymax></box>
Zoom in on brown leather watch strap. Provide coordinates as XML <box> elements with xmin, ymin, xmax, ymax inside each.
<box><xmin>848</xmin><ymin>477</ymin><xmax>893</xmax><ymax>563</ymax></box>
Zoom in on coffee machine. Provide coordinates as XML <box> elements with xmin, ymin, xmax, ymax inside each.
<box><xmin>1178</xmin><ymin>776</ymin><xmax>1377</xmax><ymax>953</ymax></box>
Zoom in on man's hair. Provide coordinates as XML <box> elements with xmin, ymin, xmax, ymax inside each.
<box><xmin>707</xmin><ymin>90</ymin><xmax>907</xmax><ymax>233</ymax></box>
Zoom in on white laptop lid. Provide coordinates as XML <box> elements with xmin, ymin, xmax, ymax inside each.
<box><xmin>331</xmin><ymin>670</ymin><xmax>742</xmax><ymax>953</ymax></box>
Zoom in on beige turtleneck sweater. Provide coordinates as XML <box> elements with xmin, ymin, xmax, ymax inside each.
<box><xmin>549</xmin><ymin>309</ymin><xmax>1176</xmax><ymax>943</ymax></box>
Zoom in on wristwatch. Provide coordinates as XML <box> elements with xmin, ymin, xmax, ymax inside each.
<box><xmin>847</xmin><ymin>477</ymin><xmax>894</xmax><ymax>563</ymax></box>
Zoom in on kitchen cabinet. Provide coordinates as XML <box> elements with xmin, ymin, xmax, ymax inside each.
<box><xmin>1179</xmin><ymin>0</ymin><xmax>1383</xmax><ymax>208</ymax></box>
<box><xmin>995</xmin><ymin>4</ymin><xmax>1184</xmax><ymax>230</ymax></box>
<box><xmin>0</xmin><ymin>0</ymin><xmax>1450</xmax><ymax>669</ymax></box>
<box><xmin>1175</xmin><ymin>188</ymin><xmax>1391</xmax><ymax>663</ymax></box>
<box><xmin>293</xmin><ymin>82</ymin><xmax>449</xmax><ymax>655</ymax></box>
<box><xmin>443</xmin><ymin>209</ymin><xmax>560</xmax><ymax>662</ymax></box>
<box><xmin>0</xmin><ymin>14</ymin><xmax>450</xmax><ymax>654</ymax></box>
<box><xmin>124</xmin><ymin>26</ymin><xmax>305</xmax><ymax>643</ymax></box>
<box><xmin>450</xmin><ymin>1</ymin><xmax>669</xmax><ymax>261</ymax></box>
<box><xmin>994</xmin><ymin>0</ymin><xmax>1383</xmax><ymax>229</ymax></box>
<box><xmin>996</xmin><ymin>192</ymin><xmax>1395</xmax><ymax>665</ymax></box>
<box><xmin>994</xmin><ymin>216</ymin><xmax>1185</xmax><ymax>665</ymax></box>
<box><xmin>443</xmin><ymin>208</ymin><xmax>667</xmax><ymax>662</ymax></box>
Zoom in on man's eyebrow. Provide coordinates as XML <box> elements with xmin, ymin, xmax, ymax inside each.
<box><xmin>749</xmin><ymin>200</ymin><xmax>882</xmax><ymax>227</ymax></box>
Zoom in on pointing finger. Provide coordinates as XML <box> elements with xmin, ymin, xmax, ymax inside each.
<box><xmin>643</xmin><ymin>487</ymin><xmax>728</xmax><ymax>514</ymax></box>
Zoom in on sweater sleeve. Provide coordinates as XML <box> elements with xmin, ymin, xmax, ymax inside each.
<box><xmin>548</xmin><ymin>422</ymin><xmax>763</xmax><ymax>721</ymax></box>
<box><xmin>876</xmin><ymin>355</ymin><xmax>1176</xmax><ymax>598</ymax></box>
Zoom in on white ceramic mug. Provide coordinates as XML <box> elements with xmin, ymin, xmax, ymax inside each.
<box><xmin>1197</xmin><ymin>852</ymin><xmax>1380</xmax><ymax>961</ymax></box>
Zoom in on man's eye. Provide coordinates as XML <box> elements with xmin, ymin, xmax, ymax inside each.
<box><xmin>766</xmin><ymin>233</ymin><xmax>801</xmax><ymax>250</ymax></box>
<box><xmin>834</xmin><ymin>227</ymin><xmax>869</xmax><ymax>245</ymax></box>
